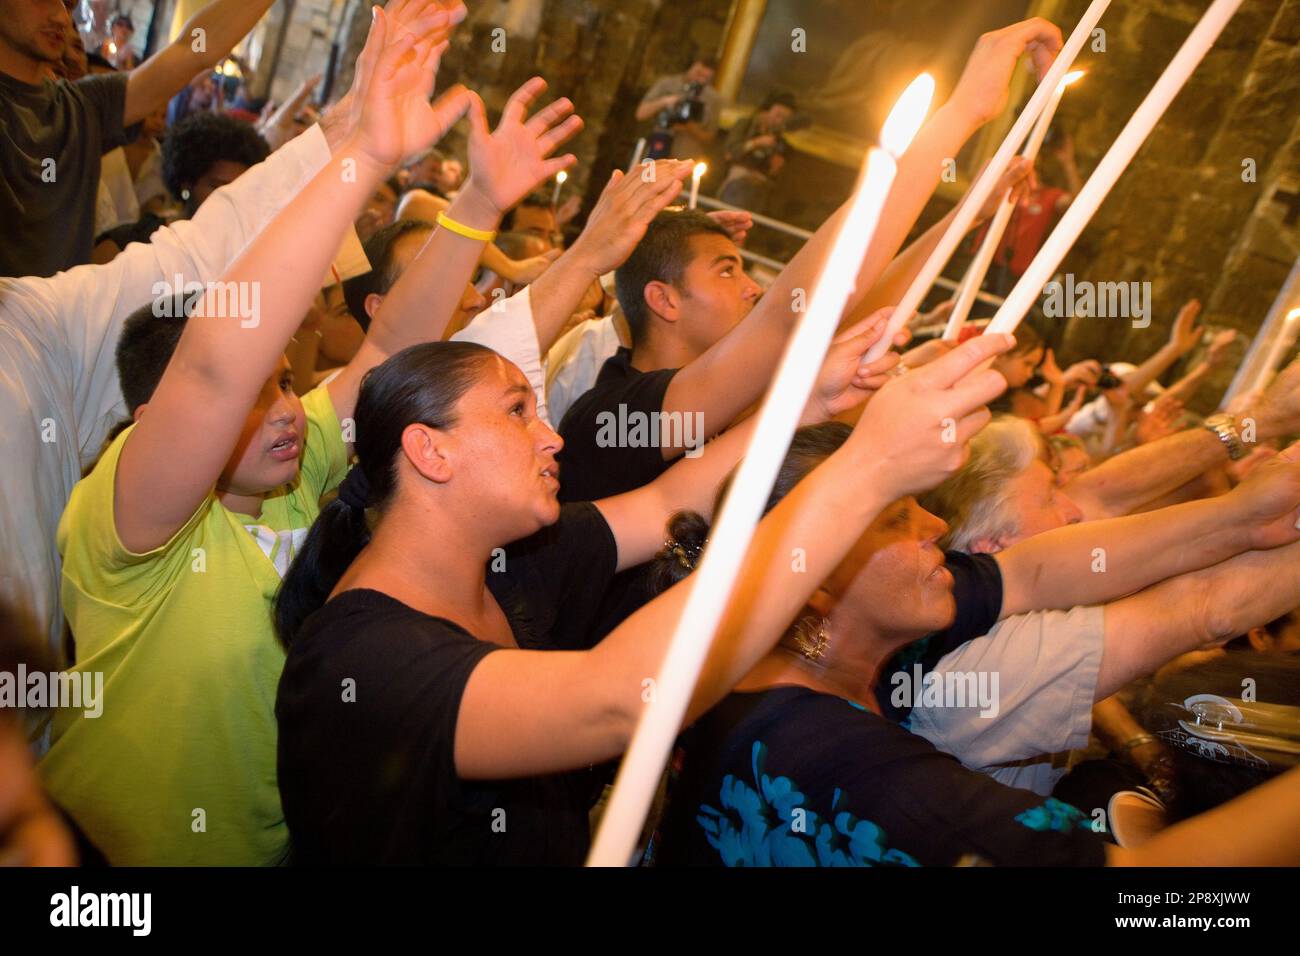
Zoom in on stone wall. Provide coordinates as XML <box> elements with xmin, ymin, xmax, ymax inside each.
<box><xmin>1038</xmin><ymin>0</ymin><xmax>1300</xmax><ymax>407</ymax></box>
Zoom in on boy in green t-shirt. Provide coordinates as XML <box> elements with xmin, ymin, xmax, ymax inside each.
<box><xmin>40</xmin><ymin>0</ymin><xmax>584</xmax><ymax>865</ymax></box>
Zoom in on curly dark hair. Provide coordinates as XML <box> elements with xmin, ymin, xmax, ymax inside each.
<box><xmin>161</xmin><ymin>112</ymin><xmax>270</xmax><ymax>204</ymax></box>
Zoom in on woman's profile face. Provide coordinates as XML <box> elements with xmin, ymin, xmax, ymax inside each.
<box><xmin>443</xmin><ymin>356</ymin><xmax>563</xmax><ymax>541</ymax></box>
<box><xmin>824</xmin><ymin>497</ymin><xmax>956</xmax><ymax>641</ymax></box>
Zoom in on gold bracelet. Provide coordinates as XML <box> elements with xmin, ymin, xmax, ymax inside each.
<box><xmin>436</xmin><ymin>210</ymin><xmax>497</xmax><ymax>242</ymax></box>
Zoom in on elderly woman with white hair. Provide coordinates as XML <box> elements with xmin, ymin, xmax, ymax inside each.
<box><xmin>903</xmin><ymin>414</ymin><xmax>1300</xmax><ymax>796</ymax></box>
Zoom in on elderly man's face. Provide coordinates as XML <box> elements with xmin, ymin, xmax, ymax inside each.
<box><xmin>991</xmin><ymin>459</ymin><xmax>1084</xmax><ymax>550</ymax></box>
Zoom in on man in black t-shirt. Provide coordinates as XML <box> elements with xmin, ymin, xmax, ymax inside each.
<box><xmin>0</xmin><ymin>0</ymin><xmax>276</xmax><ymax>277</ymax></box>
<box><xmin>557</xmin><ymin>209</ymin><xmax>762</xmax><ymax>502</ymax></box>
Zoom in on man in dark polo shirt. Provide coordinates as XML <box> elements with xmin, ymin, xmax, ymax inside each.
<box><xmin>0</xmin><ymin>0</ymin><xmax>275</xmax><ymax>278</ymax></box>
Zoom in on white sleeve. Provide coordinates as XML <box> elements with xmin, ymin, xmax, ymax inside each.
<box><xmin>544</xmin><ymin>316</ymin><xmax>622</xmax><ymax>426</ymax></box>
<box><xmin>15</xmin><ymin>125</ymin><xmax>333</xmax><ymax>466</ymax></box>
<box><xmin>452</xmin><ymin>285</ymin><xmax>549</xmax><ymax>423</ymax></box>
<box><xmin>906</xmin><ymin>605</ymin><xmax>1105</xmax><ymax>768</ymax></box>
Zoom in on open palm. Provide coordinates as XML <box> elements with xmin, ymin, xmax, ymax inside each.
<box><xmin>464</xmin><ymin>77</ymin><xmax>585</xmax><ymax>216</ymax></box>
<box><xmin>350</xmin><ymin>0</ymin><xmax>471</xmax><ymax>171</ymax></box>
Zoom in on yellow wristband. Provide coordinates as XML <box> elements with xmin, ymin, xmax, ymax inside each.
<box><xmin>436</xmin><ymin>210</ymin><xmax>497</xmax><ymax>243</ymax></box>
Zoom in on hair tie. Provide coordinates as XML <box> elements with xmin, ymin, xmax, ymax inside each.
<box><xmin>661</xmin><ymin>536</ymin><xmax>704</xmax><ymax>571</ymax></box>
<box><xmin>337</xmin><ymin>466</ymin><xmax>372</xmax><ymax>512</ymax></box>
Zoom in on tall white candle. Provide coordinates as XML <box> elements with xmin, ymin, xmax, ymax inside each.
<box><xmin>943</xmin><ymin>71</ymin><xmax>1084</xmax><ymax>341</ymax></box>
<box><xmin>551</xmin><ymin>169</ymin><xmax>567</xmax><ymax>209</ymax></box>
<box><xmin>986</xmin><ymin>0</ymin><xmax>1244</xmax><ymax>337</ymax></box>
<box><xmin>689</xmin><ymin>162</ymin><xmax>707</xmax><ymax>210</ymax></box>
<box><xmin>864</xmin><ymin>0</ymin><xmax>1112</xmax><ymax>363</ymax></box>
<box><xmin>587</xmin><ymin>74</ymin><xmax>936</xmax><ymax>868</ymax></box>
<box><xmin>629</xmin><ymin>137</ymin><xmax>647</xmax><ymax>173</ymax></box>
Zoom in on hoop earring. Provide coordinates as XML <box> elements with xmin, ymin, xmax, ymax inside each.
<box><xmin>791</xmin><ymin>616</ymin><xmax>831</xmax><ymax>663</ymax></box>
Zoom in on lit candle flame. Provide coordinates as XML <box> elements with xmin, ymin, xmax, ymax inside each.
<box><xmin>556</xmin><ymin>170</ymin><xmax>568</xmax><ymax>185</ymax></box>
<box><xmin>692</xmin><ymin>162</ymin><xmax>707</xmax><ymax>181</ymax></box>
<box><xmin>1062</xmin><ymin>70</ymin><xmax>1086</xmax><ymax>89</ymax></box>
<box><xmin>880</xmin><ymin>73</ymin><xmax>935</xmax><ymax>158</ymax></box>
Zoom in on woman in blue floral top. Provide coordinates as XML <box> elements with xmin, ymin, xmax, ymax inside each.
<box><xmin>651</xmin><ymin>424</ymin><xmax>1300</xmax><ymax>867</ymax></box>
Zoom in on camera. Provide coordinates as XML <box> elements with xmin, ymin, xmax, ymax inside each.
<box><xmin>1096</xmin><ymin>366</ymin><xmax>1124</xmax><ymax>390</ymax></box>
<box><xmin>657</xmin><ymin>81</ymin><xmax>707</xmax><ymax>128</ymax></box>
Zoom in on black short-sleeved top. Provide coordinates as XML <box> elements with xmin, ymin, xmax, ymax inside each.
<box><xmin>276</xmin><ymin>503</ymin><xmax>619</xmax><ymax>865</ymax></box>
<box><xmin>655</xmin><ymin>686</ymin><xmax>1107</xmax><ymax>867</ymax></box>
<box><xmin>556</xmin><ymin>348</ymin><xmax>678</xmax><ymax>503</ymax></box>
<box><xmin>875</xmin><ymin>550</ymin><xmax>1004</xmax><ymax>722</ymax></box>
<box><xmin>0</xmin><ymin>72</ymin><xmax>132</xmax><ymax>277</ymax></box>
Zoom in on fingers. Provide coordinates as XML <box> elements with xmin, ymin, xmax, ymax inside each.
<box><xmin>914</xmin><ymin>332</ymin><xmax>1016</xmax><ymax>389</ymax></box>
<box><xmin>835</xmin><ymin>308</ymin><xmax>892</xmax><ymax>347</ymax></box>
<box><xmin>537</xmin><ymin>113</ymin><xmax>585</xmax><ymax>156</ymax></box>
<box><xmin>429</xmin><ymin>83</ymin><xmax>472</xmax><ymax>129</ymax></box>
<box><xmin>503</xmin><ymin>77</ymin><xmax>548</xmax><ymax>126</ymax></box>
<box><xmin>352</xmin><ymin>5</ymin><xmax>389</xmax><ymax>101</ymax></box>
<box><xmin>540</xmin><ymin>154</ymin><xmax>578</xmax><ymax>180</ymax></box>
<box><xmin>947</xmin><ymin>367</ymin><xmax>1010</xmax><ymax>411</ymax></box>
<box><xmin>953</xmin><ymin>406</ymin><xmax>993</xmax><ymax>446</ymax></box>
<box><xmin>465</xmin><ymin>89</ymin><xmax>490</xmax><ymax>142</ymax></box>
<box><xmin>526</xmin><ymin>96</ymin><xmax>575</xmax><ymax>136</ymax></box>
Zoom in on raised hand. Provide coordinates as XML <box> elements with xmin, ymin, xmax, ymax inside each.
<box><xmin>1169</xmin><ymin>298</ymin><xmax>1204</xmax><ymax>354</ymax></box>
<box><xmin>348</xmin><ymin>1</ymin><xmax>472</xmax><ymax>172</ymax></box>
<box><xmin>1229</xmin><ymin>440</ymin><xmax>1300</xmax><ymax>550</ymax></box>
<box><xmin>706</xmin><ymin>209</ymin><xmax>754</xmax><ymax>244</ymax></box>
<box><xmin>802</xmin><ymin>309</ymin><xmax>902</xmax><ymax>422</ymax></box>
<box><xmin>566</xmin><ymin>159</ymin><xmax>694</xmax><ymax>276</ymax></box>
<box><xmin>462</xmin><ymin>77</ymin><xmax>585</xmax><ymax>218</ymax></box>
<box><xmin>949</xmin><ymin>18</ymin><xmax>1064</xmax><ymax>127</ymax></box>
<box><xmin>975</xmin><ymin>156</ymin><xmax>1036</xmax><ymax>223</ymax></box>
<box><xmin>856</xmin><ymin>333</ymin><xmax>1015</xmax><ymax>499</ymax></box>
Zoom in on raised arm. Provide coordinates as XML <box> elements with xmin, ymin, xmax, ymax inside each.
<box><xmin>114</xmin><ymin>1</ymin><xmax>459</xmax><ymax>552</ymax></box>
<box><xmin>595</xmin><ymin>310</ymin><xmax>904</xmax><ymax>570</ymax></box>
<box><xmin>453</xmin><ymin>334</ymin><xmax>1015</xmax><ymax>778</ymax></box>
<box><xmin>1097</xmin><ymin>535</ymin><xmax>1300</xmax><ymax>706</ymax></box>
<box><xmin>340</xmin><ymin>76</ymin><xmax>584</xmax><ymax>423</ymax></box>
<box><xmin>1066</xmin><ymin>356</ymin><xmax>1300</xmax><ymax>519</ymax></box>
<box><xmin>661</xmin><ymin>19</ymin><xmax>1063</xmax><ymax>453</ymax></box>
<box><xmin>1119</xmin><ymin>298</ymin><xmax>1204</xmax><ymax>398</ymax></box>
<box><xmin>124</xmin><ymin>0</ymin><xmax>278</xmax><ymax>125</ymax></box>
<box><xmin>998</xmin><ymin>444</ymin><xmax>1300</xmax><ymax>618</ymax></box>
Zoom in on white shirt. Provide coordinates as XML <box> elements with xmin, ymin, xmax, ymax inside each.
<box><xmin>0</xmin><ymin>125</ymin><xmax>332</xmax><ymax>657</ymax></box>
<box><xmin>544</xmin><ymin>314</ymin><xmax>623</xmax><ymax>425</ymax></box>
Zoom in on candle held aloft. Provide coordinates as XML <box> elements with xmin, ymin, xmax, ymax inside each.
<box><xmin>864</xmin><ymin>0</ymin><xmax>1113</xmax><ymax>363</ymax></box>
<box><xmin>943</xmin><ymin>71</ymin><xmax>1084</xmax><ymax>341</ymax></box>
<box><xmin>586</xmin><ymin>73</ymin><xmax>935</xmax><ymax>868</ymax></box>
<box><xmin>689</xmin><ymin>162</ymin><xmax>707</xmax><ymax>209</ymax></box>
<box><xmin>552</xmin><ymin>169</ymin><xmax>568</xmax><ymax>209</ymax></box>
<box><xmin>986</xmin><ymin>0</ymin><xmax>1244</xmax><ymax>337</ymax></box>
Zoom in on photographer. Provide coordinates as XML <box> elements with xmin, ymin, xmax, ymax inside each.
<box><xmin>635</xmin><ymin>56</ymin><xmax>723</xmax><ymax>161</ymax></box>
<box><xmin>720</xmin><ymin>91</ymin><xmax>796</xmax><ymax>214</ymax></box>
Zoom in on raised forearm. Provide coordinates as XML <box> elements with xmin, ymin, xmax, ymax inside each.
<box><xmin>366</xmin><ymin>186</ymin><xmax>502</xmax><ymax>356</ymax></box>
<box><xmin>1123</xmin><ymin>340</ymin><xmax>1182</xmax><ymax>396</ymax></box>
<box><xmin>527</xmin><ymin>255</ymin><xmax>602</xmax><ymax>353</ymax></box>
<box><xmin>1065</xmin><ymin>426</ymin><xmax>1228</xmax><ymax>519</ymax></box>
<box><xmin>997</xmin><ymin>495</ymin><xmax>1252</xmax><ymax>616</ymax></box>
<box><xmin>183</xmin><ymin>0</ymin><xmax>276</xmax><ymax>71</ymax></box>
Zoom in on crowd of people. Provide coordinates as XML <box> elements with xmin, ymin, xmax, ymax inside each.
<box><xmin>1</xmin><ymin>0</ymin><xmax>1298</xmax><ymax>869</ymax></box>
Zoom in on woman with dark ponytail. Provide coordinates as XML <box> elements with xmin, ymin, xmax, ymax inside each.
<box><xmin>271</xmin><ymin>322</ymin><xmax>1018</xmax><ymax>864</ymax></box>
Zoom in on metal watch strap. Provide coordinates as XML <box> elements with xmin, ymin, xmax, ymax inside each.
<box><xmin>1202</xmin><ymin>413</ymin><xmax>1246</xmax><ymax>460</ymax></box>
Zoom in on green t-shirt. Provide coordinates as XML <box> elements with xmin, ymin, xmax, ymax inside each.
<box><xmin>43</xmin><ymin>386</ymin><xmax>349</xmax><ymax>865</ymax></box>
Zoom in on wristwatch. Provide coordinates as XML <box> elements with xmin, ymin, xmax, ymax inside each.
<box><xmin>1202</xmin><ymin>413</ymin><xmax>1246</xmax><ymax>460</ymax></box>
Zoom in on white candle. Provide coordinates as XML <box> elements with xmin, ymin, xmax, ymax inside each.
<box><xmin>551</xmin><ymin>169</ymin><xmax>567</xmax><ymax>209</ymax></box>
<box><xmin>864</xmin><ymin>0</ymin><xmax>1113</xmax><ymax>363</ymax></box>
<box><xmin>587</xmin><ymin>74</ymin><xmax>936</xmax><ymax>868</ymax></box>
<box><xmin>1222</xmin><ymin>259</ymin><xmax>1300</xmax><ymax>407</ymax></box>
<box><xmin>629</xmin><ymin>138</ymin><xmax>647</xmax><ymax>173</ymax></box>
<box><xmin>986</xmin><ymin>0</ymin><xmax>1244</xmax><ymax>337</ymax></box>
<box><xmin>689</xmin><ymin>162</ymin><xmax>707</xmax><ymax>210</ymax></box>
<box><xmin>943</xmin><ymin>71</ymin><xmax>1084</xmax><ymax>341</ymax></box>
